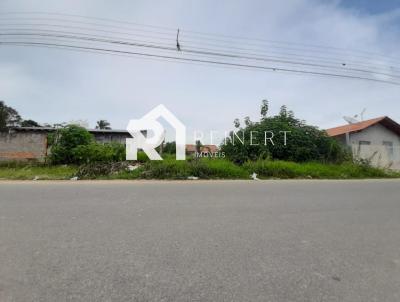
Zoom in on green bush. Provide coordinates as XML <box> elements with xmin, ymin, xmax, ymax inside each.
<box><xmin>49</xmin><ymin>125</ymin><xmax>127</xmax><ymax>164</ymax></box>
<box><xmin>73</xmin><ymin>142</ymin><xmax>125</xmax><ymax>164</ymax></box>
<box><xmin>221</xmin><ymin>101</ymin><xmax>350</xmax><ymax>164</ymax></box>
<box><xmin>49</xmin><ymin>125</ymin><xmax>94</xmax><ymax>164</ymax></box>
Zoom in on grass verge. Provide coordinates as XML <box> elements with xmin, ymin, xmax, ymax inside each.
<box><xmin>0</xmin><ymin>164</ymin><xmax>77</xmax><ymax>180</ymax></box>
<box><xmin>0</xmin><ymin>159</ymin><xmax>398</xmax><ymax>180</ymax></box>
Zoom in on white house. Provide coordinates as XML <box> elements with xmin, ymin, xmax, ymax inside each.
<box><xmin>326</xmin><ymin>116</ymin><xmax>400</xmax><ymax>170</ymax></box>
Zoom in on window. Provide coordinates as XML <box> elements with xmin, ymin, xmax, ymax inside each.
<box><xmin>359</xmin><ymin>141</ymin><xmax>371</xmax><ymax>146</ymax></box>
<box><xmin>383</xmin><ymin>141</ymin><xmax>394</xmax><ymax>160</ymax></box>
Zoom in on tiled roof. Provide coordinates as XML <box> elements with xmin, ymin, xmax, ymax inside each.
<box><xmin>186</xmin><ymin>144</ymin><xmax>219</xmax><ymax>153</ymax></box>
<box><xmin>326</xmin><ymin>116</ymin><xmax>400</xmax><ymax>137</ymax></box>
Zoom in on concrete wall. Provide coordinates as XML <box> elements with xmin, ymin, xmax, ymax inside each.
<box><xmin>0</xmin><ymin>131</ymin><xmax>48</xmax><ymax>161</ymax></box>
<box><xmin>349</xmin><ymin>124</ymin><xmax>400</xmax><ymax>169</ymax></box>
<box><xmin>0</xmin><ymin>130</ymin><xmax>132</xmax><ymax>162</ymax></box>
<box><xmin>92</xmin><ymin>133</ymin><xmax>131</xmax><ymax>144</ymax></box>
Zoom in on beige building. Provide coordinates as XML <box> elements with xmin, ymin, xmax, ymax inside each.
<box><xmin>326</xmin><ymin>116</ymin><xmax>400</xmax><ymax>170</ymax></box>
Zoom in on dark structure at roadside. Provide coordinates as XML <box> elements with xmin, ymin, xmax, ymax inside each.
<box><xmin>0</xmin><ymin>127</ymin><xmax>132</xmax><ymax>162</ymax></box>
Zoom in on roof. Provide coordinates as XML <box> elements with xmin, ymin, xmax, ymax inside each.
<box><xmin>326</xmin><ymin>116</ymin><xmax>400</xmax><ymax>137</ymax></box>
<box><xmin>12</xmin><ymin>127</ymin><xmax>130</xmax><ymax>134</ymax></box>
<box><xmin>186</xmin><ymin>144</ymin><xmax>219</xmax><ymax>153</ymax></box>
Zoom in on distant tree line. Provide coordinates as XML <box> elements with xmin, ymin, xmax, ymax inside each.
<box><xmin>0</xmin><ymin>100</ymin><xmax>112</xmax><ymax>131</ymax></box>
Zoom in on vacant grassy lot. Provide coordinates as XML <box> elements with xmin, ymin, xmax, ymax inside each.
<box><xmin>0</xmin><ymin>159</ymin><xmax>399</xmax><ymax>180</ymax></box>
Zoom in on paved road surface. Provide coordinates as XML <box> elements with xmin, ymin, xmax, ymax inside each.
<box><xmin>0</xmin><ymin>180</ymin><xmax>400</xmax><ymax>302</ymax></box>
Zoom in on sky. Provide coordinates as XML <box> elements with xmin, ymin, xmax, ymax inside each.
<box><xmin>0</xmin><ymin>0</ymin><xmax>399</xmax><ymax>143</ymax></box>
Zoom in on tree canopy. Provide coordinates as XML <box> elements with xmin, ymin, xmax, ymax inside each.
<box><xmin>0</xmin><ymin>101</ymin><xmax>22</xmax><ymax>131</ymax></box>
<box><xmin>96</xmin><ymin>120</ymin><xmax>111</xmax><ymax>130</ymax></box>
<box><xmin>221</xmin><ymin>100</ymin><xmax>349</xmax><ymax>164</ymax></box>
<box><xmin>21</xmin><ymin>119</ymin><xmax>41</xmax><ymax>127</ymax></box>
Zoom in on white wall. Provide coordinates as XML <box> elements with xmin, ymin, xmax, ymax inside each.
<box><xmin>349</xmin><ymin>124</ymin><xmax>400</xmax><ymax>170</ymax></box>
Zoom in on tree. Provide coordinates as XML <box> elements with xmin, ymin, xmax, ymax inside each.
<box><xmin>221</xmin><ymin>101</ymin><xmax>349</xmax><ymax>164</ymax></box>
<box><xmin>195</xmin><ymin>140</ymin><xmax>203</xmax><ymax>153</ymax></box>
<box><xmin>233</xmin><ymin>118</ymin><xmax>240</xmax><ymax>129</ymax></box>
<box><xmin>279</xmin><ymin>105</ymin><xmax>288</xmax><ymax>117</ymax></box>
<box><xmin>260</xmin><ymin>99</ymin><xmax>269</xmax><ymax>119</ymax></box>
<box><xmin>163</xmin><ymin>141</ymin><xmax>176</xmax><ymax>154</ymax></box>
<box><xmin>0</xmin><ymin>101</ymin><xmax>21</xmax><ymax>131</ymax></box>
<box><xmin>96</xmin><ymin>120</ymin><xmax>111</xmax><ymax>130</ymax></box>
<box><xmin>21</xmin><ymin>119</ymin><xmax>41</xmax><ymax>127</ymax></box>
<box><xmin>244</xmin><ymin>116</ymin><xmax>252</xmax><ymax>127</ymax></box>
<box><xmin>49</xmin><ymin>125</ymin><xmax>94</xmax><ymax>164</ymax></box>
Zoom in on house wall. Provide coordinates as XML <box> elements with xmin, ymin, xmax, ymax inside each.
<box><xmin>0</xmin><ymin>131</ymin><xmax>48</xmax><ymax>161</ymax></box>
<box><xmin>349</xmin><ymin>124</ymin><xmax>400</xmax><ymax>169</ymax></box>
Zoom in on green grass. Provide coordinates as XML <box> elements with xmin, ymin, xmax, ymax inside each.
<box><xmin>0</xmin><ymin>158</ymin><xmax>398</xmax><ymax>180</ymax></box>
<box><xmin>242</xmin><ymin>160</ymin><xmax>400</xmax><ymax>179</ymax></box>
<box><xmin>139</xmin><ymin>158</ymin><xmax>248</xmax><ymax>179</ymax></box>
<box><xmin>114</xmin><ymin>158</ymin><xmax>399</xmax><ymax>180</ymax></box>
<box><xmin>0</xmin><ymin>164</ymin><xmax>78</xmax><ymax>180</ymax></box>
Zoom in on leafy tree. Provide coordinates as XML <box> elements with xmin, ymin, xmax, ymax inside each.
<box><xmin>221</xmin><ymin>101</ymin><xmax>349</xmax><ymax>164</ymax></box>
<box><xmin>260</xmin><ymin>99</ymin><xmax>269</xmax><ymax>119</ymax></box>
<box><xmin>49</xmin><ymin>125</ymin><xmax>94</xmax><ymax>164</ymax></box>
<box><xmin>233</xmin><ymin>118</ymin><xmax>240</xmax><ymax>129</ymax></box>
<box><xmin>244</xmin><ymin>116</ymin><xmax>252</xmax><ymax>127</ymax></box>
<box><xmin>96</xmin><ymin>120</ymin><xmax>111</xmax><ymax>130</ymax></box>
<box><xmin>163</xmin><ymin>141</ymin><xmax>176</xmax><ymax>154</ymax></box>
<box><xmin>0</xmin><ymin>101</ymin><xmax>21</xmax><ymax>131</ymax></box>
<box><xmin>279</xmin><ymin>105</ymin><xmax>288</xmax><ymax>117</ymax></box>
<box><xmin>21</xmin><ymin>119</ymin><xmax>41</xmax><ymax>127</ymax></box>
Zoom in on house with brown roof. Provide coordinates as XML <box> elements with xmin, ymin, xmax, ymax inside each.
<box><xmin>186</xmin><ymin>144</ymin><xmax>219</xmax><ymax>155</ymax></box>
<box><xmin>326</xmin><ymin>116</ymin><xmax>400</xmax><ymax>170</ymax></box>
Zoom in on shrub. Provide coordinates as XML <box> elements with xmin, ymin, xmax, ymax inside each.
<box><xmin>49</xmin><ymin>125</ymin><xmax>93</xmax><ymax>164</ymax></box>
<box><xmin>73</xmin><ymin>142</ymin><xmax>125</xmax><ymax>164</ymax></box>
<box><xmin>48</xmin><ymin>125</ymin><xmax>127</xmax><ymax>164</ymax></box>
<box><xmin>221</xmin><ymin>101</ymin><xmax>350</xmax><ymax>164</ymax></box>
<box><xmin>76</xmin><ymin>161</ymin><xmax>136</xmax><ymax>179</ymax></box>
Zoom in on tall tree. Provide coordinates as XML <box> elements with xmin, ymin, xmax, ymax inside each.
<box><xmin>260</xmin><ymin>99</ymin><xmax>269</xmax><ymax>119</ymax></box>
<box><xmin>96</xmin><ymin>120</ymin><xmax>111</xmax><ymax>130</ymax></box>
<box><xmin>233</xmin><ymin>118</ymin><xmax>240</xmax><ymax>129</ymax></box>
<box><xmin>0</xmin><ymin>101</ymin><xmax>21</xmax><ymax>131</ymax></box>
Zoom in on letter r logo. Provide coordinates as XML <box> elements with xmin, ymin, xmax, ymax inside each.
<box><xmin>126</xmin><ymin>104</ymin><xmax>186</xmax><ymax>160</ymax></box>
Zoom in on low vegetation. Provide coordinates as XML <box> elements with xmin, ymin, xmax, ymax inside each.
<box><xmin>0</xmin><ymin>162</ymin><xmax>77</xmax><ymax>180</ymax></box>
<box><xmin>1</xmin><ymin>101</ymin><xmax>399</xmax><ymax>181</ymax></box>
<box><xmin>221</xmin><ymin>100</ymin><xmax>350</xmax><ymax>163</ymax></box>
<box><xmin>0</xmin><ymin>158</ymin><xmax>398</xmax><ymax>180</ymax></box>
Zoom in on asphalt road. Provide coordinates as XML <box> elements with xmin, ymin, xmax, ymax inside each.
<box><xmin>0</xmin><ymin>180</ymin><xmax>400</xmax><ymax>302</ymax></box>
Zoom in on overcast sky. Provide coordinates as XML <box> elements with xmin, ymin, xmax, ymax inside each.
<box><xmin>0</xmin><ymin>0</ymin><xmax>399</xmax><ymax>143</ymax></box>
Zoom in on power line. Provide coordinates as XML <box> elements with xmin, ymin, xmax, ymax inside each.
<box><xmin>0</xmin><ymin>11</ymin><xmax>400</xmax><ymax>60</ymax></box>
<box><xmin>1</xmin><ymin>40</ymin><xmax>399</xmax><ymax>86</ymax></box>
<box><xmin>1</xmin><ymin>29</ymin><xmax>399</xmax><ymax>79</ymax></box>
<box><xmin>2</xmin><ymin>11</ymin><xmax>399</xmax><ymax>63</ymax></box>
<box><xmin>1</xmin><ymin>16</ymin><xmax>399</xmax><ymax>70</ymax></box>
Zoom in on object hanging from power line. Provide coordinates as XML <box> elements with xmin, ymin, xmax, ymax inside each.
<box><xmin>176</xmin><ymin>28</ymin><xmax>181</xmax><ymax>51</ymax></box>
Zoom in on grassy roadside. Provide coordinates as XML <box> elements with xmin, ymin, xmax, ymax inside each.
<box><xmin>0</xmin><ymin>163</ymin><xmax>77</xmax><ymax>180</ymax></box>
<box><xmin>0</xmin><ymin>159</ymin><xmax>399</xmax><ymax>180</ymax></box>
